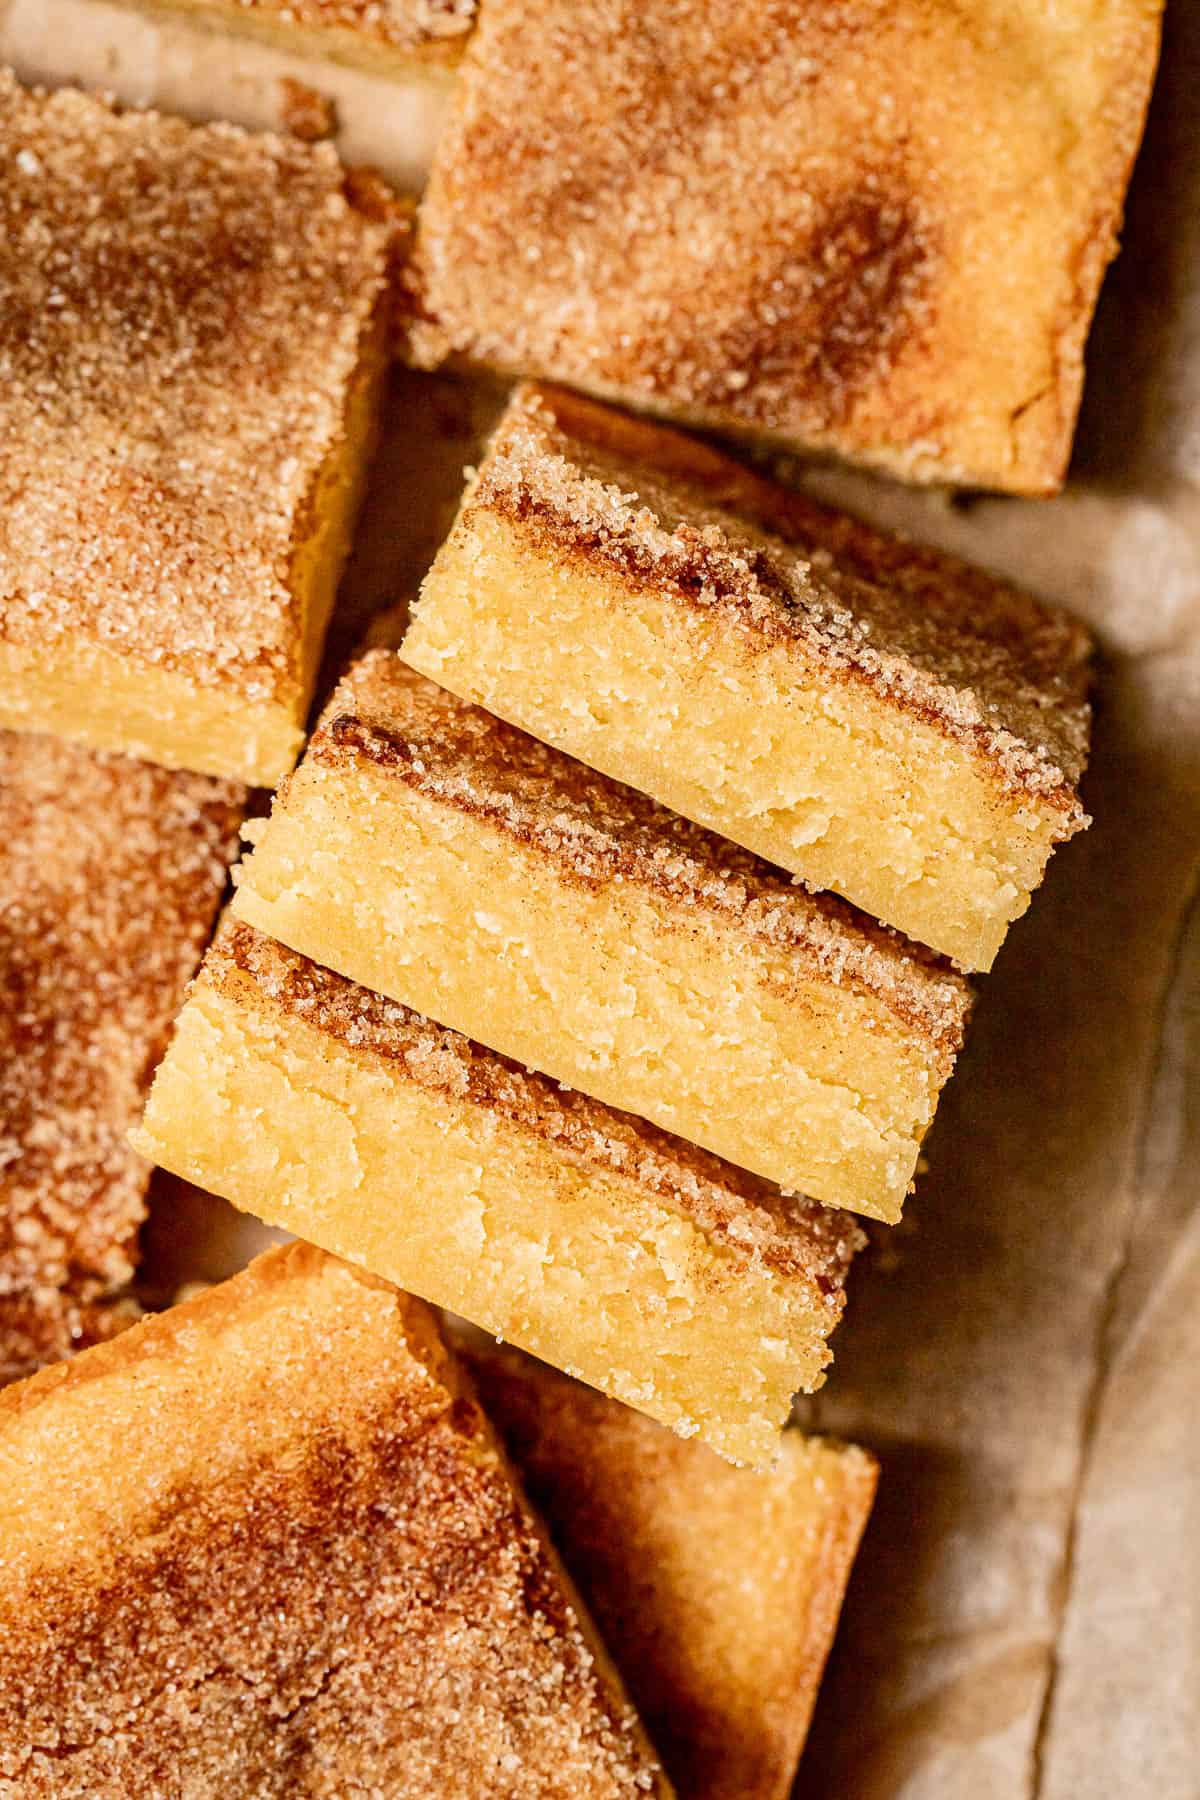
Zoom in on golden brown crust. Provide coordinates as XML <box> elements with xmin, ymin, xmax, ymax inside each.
<box><xmin>0</xmin><ymin>73</ymin><xmax>393</xmax><ymax>709</ymax></box>
<box><xmin>309</xmin><ymin>650</ymin><xmax>972</xmax><ymax>1050</ymax></box>
<box><xmin>465</xmin><ymin>1339</ymin><xmax>879</xmax><ymax>1800</ymax></box>
<box><xmin>0</xmin><ymin>731</ymin><xmax>243</xmax><ymax>1298</ymax></box>
<box><xmin>408</xmin><ymin>0</ymin><xmax>1162</xmax><ymax>493</ymax></box>
<box><xmin>0</xmin><ymin>1244</ymin><xmax>667</xmax><ymax>1798</ymax></box>
<box><xmin>466</xmin><ymin>385</ymin><xmax>1092</xmax><ymax>814</ymax></box>
<box><xmin>0</xmin><ymin>1289</ymin><xmax>141</xmax><ymax>1390</ymax></box>
<box><xmin>207</xmin><ymin>918</ymin><xmax>864</xmax><ymax>1290</ymax></box>
<box><xmin>128</xmin><ymin>0</ymin><xmax>477</xmax><ymax>65</ymax></box>
<box><xmin>220</xmin><ymin>0</ymin><xmax>475</xmax><ymax>53</ymax></box>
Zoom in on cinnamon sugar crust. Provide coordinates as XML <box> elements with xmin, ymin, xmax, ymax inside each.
<box><xmin>408</xmin><ymin>0</ymin><xmax>1161</xmax><ymax>493</ymax></box>
<box><xmin>208</xmin><ymin>919</ymin><xmax>864</xmax><ymax>1290</ymax></box>
<box><xmin>118</xmin><ymin>0</ymin><xmax>478</xmax><ymax>70</ymax></box>
<box><xmin>196</xmin><ymin>0</ymin><xmax>475</xmax><ymax>52</ymax></box>
<box><xmin>0</xmin><ymin>73</ymin><xmax>392</xmax><ymax>714</ymax></box>
<box><xmin>0</xmin><ymin>1244</ymin><xmax>667</xmax><ymax>1797</ymax></box>
<box><xmin>0</xmin><ymin>730</ymin><xmax>243</xmax><ymax>1298</ymax></box>
<box><xmin>0</xmin><ymin>1290</ymin><xmax>140</xmax><ymax>1389</ymax></box>
<box><xmin>467</xmin><ymin>386</ymin><xmax>1092</xmax><ymax>816</ymax></box>
<box><xmin>467</xmin><ymin>1340</ymin><xmax>878</xmax><ymax>1800</ymax></box>
<box><xmin>310</xmin><ymin>651</ymin><xmax>971</xmax><ymax>1054</ymax></box>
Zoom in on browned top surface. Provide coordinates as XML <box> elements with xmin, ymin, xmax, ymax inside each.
<box><xmin>0</xmin><ymin>1243</ymin><xmax>665</xmax><ymax>1798</ymax></box>
<box><xmin>210</xmin><ymin>919</ymin><xmax>863</xmax><ymax>1290</ymax></box>
<box><xmin>0</xmin><ymin>731</ymin><xmax>243</xmax><ymax>1297</ymax></box>
<box><xmin>466</xmin><ymin>385</ymin><xmax>1092</xmax><ymax>813</ymax></box>
<box><xmin>0</xmin><ymin>73</ymin><xmax>392</xmax><ymax>705</ymax></box>
<box><xmin>219</xmin><ymin>0</ymin><xmax>477</xmax><ymax>54</ymax></box>
<box><xmin>466</xmin><ymin>1340</ymin><xmax>878</xmax><ymax>1800</ymax></box>
<box><xmin>409</xmin><ymin>0</ymin><xmax>1161</xmax><ymax>492</ymax></box>
<box><xmin>310</xmin><ymin>650</ymin><xmax>972</xmax><ymax>1050</ymax></box>
<box><xmin>0</xmin><ymin>1290</ymin><xmax>140</xmax><ymax>1391</ymax></box>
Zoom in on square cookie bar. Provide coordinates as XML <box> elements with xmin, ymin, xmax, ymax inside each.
<box><xmin>0</xmin><ymin>730</ymin><xmax>242</xmax><ymax>1301</ymax></box>
<box><xmin>231</xmin><ymin>654</ymin><xmax>971</xmax><ymax>1218</ymax></box>
<box><xmin>470</xmin><ymin>1339</ymin><xmax>878</xmax><ymax>1800</ymax></box>
<box><xmin>408</xmin><ymin>0</ymin><xmax>1161</xmax><ymax>492</ymax></box>
<box><xmin>0</xmin><ymin>1243</ymin><xmax>670</xmax><ymax>1797</ymax></box>
<box><xmin>0</xmin><ymin>73</ymin><xmax>396</xmax><ymax>785</ymax></box>
<box><xmin>133</xmin><ymin>921</ymin><xmax>861</xmax><ymax>1467</ymax></box>
<box><xmin>404</xmin><ymin>385</ymin><xmax>1092</xmax><ymax>970</ymax></box>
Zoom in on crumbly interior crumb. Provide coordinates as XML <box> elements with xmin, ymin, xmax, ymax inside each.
<box><xmin>471</xmin><ymin>387</ymin><xmax>1091</xmax><ymax>806</ymax></box>
<box><xmin>211</xmin><ymin>919</ymin><xmax>863</xmax><ymax>1289</ymax></box>
<box><xmin>312</xmin><ymin>651</ymin><xmax>972</xmax><ymax>1048</ymax></box>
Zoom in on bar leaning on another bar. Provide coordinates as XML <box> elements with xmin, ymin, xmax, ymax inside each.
<box><xmin>0</xmin><ymin>1243</ymin><xmax>672</xmax><ymax>1798</ymax></box>
<box><xmin>467</xmin><ymin>1338</ymin><xmax>879</xmax><ymax>1800</ymax></box>
<box><xmin>403</xmin><ymin>384</ymin><xmax>1093</xmax><ymax>972</ymax></box>
<box><xmin>111</xmin><ymin>0</ymin><xmax>478</xmax><ymax>80</ymax></box>
<box><xmin>133</xmin><ymin>921</ymin><xmax>861</xmax><ymax>1468</ymax></box>
<box><xmin>230</xmin><ymin>653</ymin><xmax>971</xmax><ymax>1219</ymax></box>
<box><xmin>0</xmin><ymin>72</ymin><xmax>396</xmax><ymax>787</ymax></box>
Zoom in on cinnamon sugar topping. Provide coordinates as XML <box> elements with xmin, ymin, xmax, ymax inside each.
<box><xmin>0</xmin><ymin>1289</ymin><xmax>140</xmax><ymax>1389</ymax></box>
<box><xmin>211</xmin><ymin>920</ymin><xmax>863</xmax><ymax>1288</ymax></box>
<box><xmin>0</xmin><ymin>1246</ymin><xmax>662</xmax><ymax>1797</ymax></box>
<box><xmin>409</xmin><ymin>0</ymin><xmax>1161</xmax><ymax>492</ymax></box>
<box><xmin>0</xmin><ymin>731</ymin><xmax>243</xmax><ymax>1298</ymax></box>
<box><xmin>309</xmin><ymin>651</ymin><xmax>971</xmax><ymax>1051</ymax></box>
<box><xmin>470</xmin><ymin>387</ymin><xmax>1092</xmax><ymax>812</ymax></box>
<box><xmin>230</xmin><ymin>0</ymin><xmax>477</xmax><ymax>53</ymax></box>
<box><xmin>0</xmin><ymin>73</ymin><xmax>393</xmax><ymax>704</ymax></box>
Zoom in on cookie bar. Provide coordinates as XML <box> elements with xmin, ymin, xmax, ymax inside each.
<box><xmin>0</xmin><ymin>729</ymin><xmax>243</xmax><ymax>1302</ymax></box>
<box><xmin>469</xmin><ymin>1339</ymin><xmax>878</xmax><ymax>1800</ymax></box>
<box><xmin>403</xmin><ymin>385</ymin><xmax>1093</xmax><ymax>970</ymax></box>
<box><xmin>0</xmin><ymin>73</ymin><xmax>395</xmax><ymax>785</ymax></box>
<box><xmin>407</xmin><ymin>0</ymin><xmax>1161</xmax><ymax>493</ymax></box>
<box><xmin>231</xmin><ymin>653</ymin><xmax>971</xmax><ymax>1217</ymax></box>
<box><xmin>132</xmin><ymin>921</ymin><xmax>860</xmax><ymax>1466</ymax></box>
<box><xmin>0</xmin><ymin>1243</ymin><xmax>669</xmax><ymax>1796</ymax></box>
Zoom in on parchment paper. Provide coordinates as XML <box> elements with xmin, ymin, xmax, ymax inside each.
<box><xmin>2</xmin><ymin>5</ymin><xmax>1196</xmax><ymax>1795</ymax></box>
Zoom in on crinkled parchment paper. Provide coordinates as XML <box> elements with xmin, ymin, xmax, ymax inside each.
<box><xmin>2</xmin><ymin>4</ymin><xmax>1196</xmax><ymax>1795</ymax></box>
